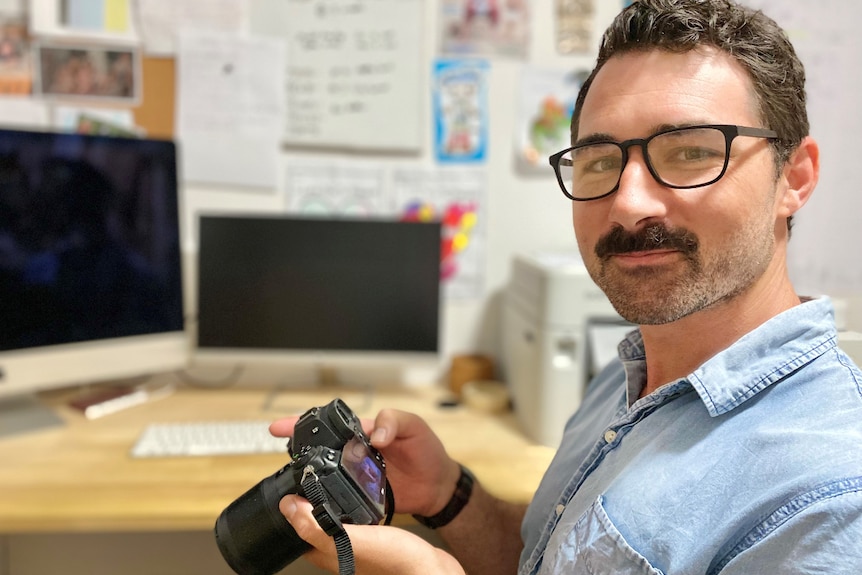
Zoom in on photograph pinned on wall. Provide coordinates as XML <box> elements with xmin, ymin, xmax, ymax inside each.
<box><xmin>515</xmin><ymin>66</ymin><xmax>588</xmax><ymax>173</ymax></box>
<box><xmin>34</xmin><ymin>42</ymin><xmax>140</xmax><ymax>102</ymax></box>
<box><xmin>0</xmin><ymin>11</ymin><xmax>32</xmax><ymax>94</ymax></box>
<box><xmin>555</xmin><ymin>0</ymin><xmax>596</xmax><ymax>54</ymax></box>
<box><xmin>433</xmin><ymin>58</ymin><xmax>489</xmax><ymax>164</ymax></box>
<box><xmin>439</xmin><ymin>0</ymin><xmax>530</xmax><ymax>58</ymax></box>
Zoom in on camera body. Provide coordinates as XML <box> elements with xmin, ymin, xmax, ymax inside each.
<box><xmin>215</xmin><ymin>399</ymin><xmax>388</xmax><ymax>575</ymax></box>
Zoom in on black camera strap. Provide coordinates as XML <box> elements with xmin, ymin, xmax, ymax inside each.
<box><xmin>301</xmin><ymin>466</ymin><xmax>356</xmax><ymax>575</ymax></box>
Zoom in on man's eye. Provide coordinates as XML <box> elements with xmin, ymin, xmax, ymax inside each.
<box><xmin>582</xmin><ymin>156</ymin><xmax>621</xmax><ymax>174</ymax></box>
<box><xmin>668</xmin><ymin>146</ymin><xmax>722</xmax><ymax>163</ymax></box>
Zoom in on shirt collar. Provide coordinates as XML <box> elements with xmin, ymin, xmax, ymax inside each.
<box><xmin>617</xmin><ymin>297</ymin><xmax>838</xmax><ymax>416</ymax></box>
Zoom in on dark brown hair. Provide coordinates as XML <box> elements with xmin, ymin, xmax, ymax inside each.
<box><xmin>572</xmin><ymin>0</ymin><xmax>808</xmax><ymax>168</ymax></box>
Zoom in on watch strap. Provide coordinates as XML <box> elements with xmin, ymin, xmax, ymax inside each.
<box><xmin>412</xmin><ymin>464</ymin><xmax>474</xmax><ymax>529</ymax></box>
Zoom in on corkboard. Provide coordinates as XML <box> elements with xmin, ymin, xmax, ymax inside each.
<box><xmin>132</xmin><ymin>56</ymin><xmax>175</xmax><ymax>139</ymax></box>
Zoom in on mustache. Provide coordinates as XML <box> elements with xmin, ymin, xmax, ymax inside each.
<box><xmin>595</xmin><ymin>224</ymin><xmax>699</xmax><ymax>259</ymax></box>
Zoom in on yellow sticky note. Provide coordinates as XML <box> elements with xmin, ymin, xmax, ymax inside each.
<box><xmin>105</xmin><ymin>0</ymin><xmax>130</xmax><ymax>32</ymax></box>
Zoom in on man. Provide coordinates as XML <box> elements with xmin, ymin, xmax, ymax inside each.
<box><xmin>272</xmin><ymin>1</ymin><xmax>862</xmax><ymax>573</ymax></box>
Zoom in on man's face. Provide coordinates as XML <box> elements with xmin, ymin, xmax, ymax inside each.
<box><xmin>573</xmin><ymin>48</ymin><xmax>784</xmax><ymax>325</ymax></box>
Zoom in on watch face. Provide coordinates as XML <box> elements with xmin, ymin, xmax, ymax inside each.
<box><xmin>341</xmin><ymin>436</ymin><xmax>386</xmax><ymax>513</ymax></box>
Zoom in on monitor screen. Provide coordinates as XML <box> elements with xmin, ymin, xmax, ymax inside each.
<box><xmin>196</xmin><ymin>215</ymin><xmax>441</xmax><ymax>381</ymax></box>
<box><xmin>0</xmin><ymin>129</ymin><xmax>186</xmax><ymax>399</ymax></box>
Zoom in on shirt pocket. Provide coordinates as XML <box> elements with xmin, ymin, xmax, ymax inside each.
<box><xmin>539</xmin><ymin>496</ymin><xmax>664</xmax><ymax>575</ymax></box>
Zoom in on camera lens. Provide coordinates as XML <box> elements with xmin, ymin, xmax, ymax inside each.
<box><xmin>215</xmin><ymin>469</ymin><xmax>310</xmax><ymax>575</ymax></box>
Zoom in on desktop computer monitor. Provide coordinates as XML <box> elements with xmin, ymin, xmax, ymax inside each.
<box><xmin>0</xmin><ymin>128</ymin><xmax>187</xmax><ymax>404</ymax></box>
<box><xmin>195</xmin><ymin>215</ymin><xmax>442</xmax><ymax>386</ymax></box>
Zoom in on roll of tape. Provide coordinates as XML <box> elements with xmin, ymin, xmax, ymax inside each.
<box><xmin>461</xmin><ymin>380</ymin><xmax>510</xmax><ymax>413</ymax></box>
<box><xmin>448</xmin><ymin>354</ymin><xmax>495</xmax><ymax>396</ymax></box>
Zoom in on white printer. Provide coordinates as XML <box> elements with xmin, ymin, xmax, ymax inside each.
<box><xmin>501</xmin><ymin>253</ymin><xmax>862</xmax><ymax>448</ymax></box>
<box><xmin>502</xmin><ymin>251</ymin><xmax>631</xmax><ymax>447</ymax></box>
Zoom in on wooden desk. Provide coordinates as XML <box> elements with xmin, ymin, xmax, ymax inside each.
<box><xmin>0</xmin><ymin>379</ymin><xmax>555</xmax><ymax>535</ymax></box>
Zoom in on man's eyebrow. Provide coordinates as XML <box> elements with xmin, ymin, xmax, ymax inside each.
<box><xmin>573</xmin><ymin>132</ymin><xmax>617</xmax><ymax>147</ymax></box>
<box><xmin>573</xmin><ymin>122</ymin><xmax>713</xmax><ymax>147</ymax></box>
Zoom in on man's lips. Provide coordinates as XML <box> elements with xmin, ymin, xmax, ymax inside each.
<box><xmin>607</xmin><ymin>249</ymin><xmax>681</xmax><ymax>265</ymax></box>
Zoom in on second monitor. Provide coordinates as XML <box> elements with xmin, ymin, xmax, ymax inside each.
<box><xmin>195</xmin><ymin>215</ymin><xmax>442</xmax><ymax>385</ymax></box>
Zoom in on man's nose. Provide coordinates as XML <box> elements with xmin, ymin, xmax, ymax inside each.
<box><xmin>607</xmin><ymin>146</ymin><xmax>669</xmax><ymax>228</ymax></box>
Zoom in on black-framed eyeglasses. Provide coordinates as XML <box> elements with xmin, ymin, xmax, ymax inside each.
<box><xmin>549</xmin><ymin>124</ymin><xmax>779</xmax><ymax>201</ymax></box>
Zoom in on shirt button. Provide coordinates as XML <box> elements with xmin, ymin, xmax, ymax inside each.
<box><xmin>555</xmin><ymin>504</ymin><xmax>565</xmax><ymax>516</ymax></box>
<box><xmin>604</xmin><ymin>429</ymin><xmax>617</xmax><ymax>443</ymax></box>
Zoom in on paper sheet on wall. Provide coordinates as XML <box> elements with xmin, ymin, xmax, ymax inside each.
<box><xmin>136</xmin><ymin>0</ymin><xmax>246</xmax><ymax>55</ymax></box>
<box><xmin>0</xmin><ymin>96</ymin><xmax>49</xmax><ymax>128</ymax></box>
<box><xmin>393</xmin><ymin>168</ymin><xmax>487</xmax><ymax>299</ymax></box>
<box><xmin>284</xmin><ymin>159</ymin><xmax>391</xmax><ymax>216</ymax></box>
<box><xmin>249</xmin><ymin>0</ymin><xmax>423</xmax><ymax>151</ymax></box>
<box><xmin>176</xmin><ymin>30</ymin><xmax>284</xmax><ymax>188</ymax></box>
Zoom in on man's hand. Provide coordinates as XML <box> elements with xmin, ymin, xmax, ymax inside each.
<box><xmin>270</xmin><ymin>408</ymin><xmax>525</xmax><ymax>575</ymax></box>
<box><xmin>279</xmin><ymin>494</ymin><xmax>465</xmax><ymax>575</ymax></box>
<box><xmin>269</xmin><ymin>408</ymin><xmax>462</xmax><ymax>518</ymax></box>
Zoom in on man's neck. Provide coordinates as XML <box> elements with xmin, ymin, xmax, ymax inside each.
<box><xmin>637</xmin><ymin>275</ymin><xmax>802</xmax><ymax>398</ymax></box>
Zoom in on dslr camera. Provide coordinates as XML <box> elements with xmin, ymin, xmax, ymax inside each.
<box><xmin>215</xmin><ymin>398</ymin><xmax>390</xmax><ymax>575</ymax></box>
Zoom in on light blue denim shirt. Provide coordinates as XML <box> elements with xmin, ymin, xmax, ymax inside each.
<box><xmin>519</xmin><ymin>297</ymin><xmax>862</xmax><ymax>574</ymax></box>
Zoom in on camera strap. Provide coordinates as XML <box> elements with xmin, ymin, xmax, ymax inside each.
<box><xmin>301</xmin><ymin>466</ymin><xmax>357</xmax><ymax>575</ymax></box>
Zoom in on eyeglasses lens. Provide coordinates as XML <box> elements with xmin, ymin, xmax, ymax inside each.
<box><xmin>561</xmin><ymin>127</ymin><xmax>729</xmax><ymax>199</ymax></box>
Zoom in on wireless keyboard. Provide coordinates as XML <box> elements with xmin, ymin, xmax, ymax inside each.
<box><xmin>131</xmin><ymin>420</ymin><xmax>289</xmax><ymax>458</ymax></box>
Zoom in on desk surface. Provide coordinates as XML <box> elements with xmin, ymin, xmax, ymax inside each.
<box><xmin>0</xmin><ymin>379</ymin><xmax>555</xmax><ymax>534</ymax></box>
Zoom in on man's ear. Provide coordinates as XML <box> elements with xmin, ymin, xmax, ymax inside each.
<box><xmin>776</xmin><ymin>135</ymin><xmax>819</xmax><ymax>218</ymax></box>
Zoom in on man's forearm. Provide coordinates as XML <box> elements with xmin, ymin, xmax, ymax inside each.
<box><xmin>437</xmin><ymin>482</ymin><xmax>527</xmax><ymax>575</ymax></box>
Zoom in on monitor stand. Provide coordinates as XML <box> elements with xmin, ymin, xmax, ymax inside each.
<box><xmin>260</xmin><ymin>363</ymin><xmax>377</xmax><ymax>416</ymax></box>
<box><xmin>0</xmin><ymin>394</ymin><xmax>65</xmax><ymax>439</ymax></box>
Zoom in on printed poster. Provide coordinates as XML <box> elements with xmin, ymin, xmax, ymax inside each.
<box><xmin>515</xmin><ymin>66</ymin><xmax>588</xmax><ymax>172</ymax></box>
<box><xmin>555</xmin><ymin>0</ymin><xmax>596</xmax><ymax>54</ymax></box>
<box><xmin>433</xmin><ymin>59</ymin><xmax>489</xmax><ymax>164</ymax></box>
<box><xmin>393</xmin><ymin>168</ymin><xmax>487</xmax><ymax>299</ymax></box>
<box><xmin>439</xmin><ymin>0</ymin><xmax>530</xmax><ymax>58</ymax></box>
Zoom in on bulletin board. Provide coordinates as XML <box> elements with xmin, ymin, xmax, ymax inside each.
<box><xmin>131</xmin><ymin>57</ymin><xmax>175</xmax><ymax>139</ymax></box>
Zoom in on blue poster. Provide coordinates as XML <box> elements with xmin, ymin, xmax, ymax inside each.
<box><xmin>433</xmin><ymin>59</ymin><xmax>489</xmax><ymax>163</ymax></box>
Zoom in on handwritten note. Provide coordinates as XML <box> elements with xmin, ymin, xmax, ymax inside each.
<box><xmin>176</xmin><ymin>30</ymin><xmax>284</xmax><ymax>188</ymax></box>
<box><xmin>250</xmin><ymin>0</ymin><xmax>423</xmax><ymax>151</ymax></box>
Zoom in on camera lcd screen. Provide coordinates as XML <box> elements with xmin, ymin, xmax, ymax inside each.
<box><xmin>341</xmin><ymin>436</ymin><xmax>385</xmax><ymax>514</ymax></box>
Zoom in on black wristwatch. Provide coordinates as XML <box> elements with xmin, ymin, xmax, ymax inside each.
<box><xmin>412</xmin><ymin>464</ymin><xmax>475</xmax><ymax>529</ymax></box>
